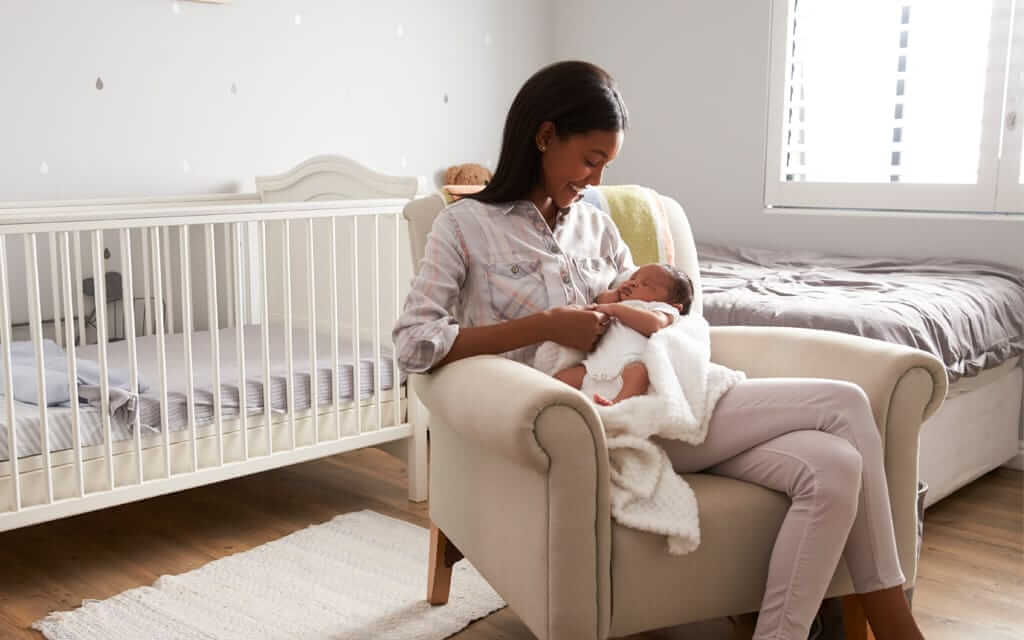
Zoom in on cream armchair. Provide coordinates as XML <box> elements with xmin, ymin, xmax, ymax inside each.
<box><xmin>402</xmin><ymin>191</ymin><xmax>947</xmax><ymax>640</ymax></box>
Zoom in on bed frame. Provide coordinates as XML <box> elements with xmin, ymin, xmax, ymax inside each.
<box><xmin>0</xmin><ymin>155</ymin><xmax>430</xmax><ymax>532</ymax></box>
<box><xmin>918</xmin><ymin>358</ymin><xmax>1023</xmax><ymax>507</ymax></box>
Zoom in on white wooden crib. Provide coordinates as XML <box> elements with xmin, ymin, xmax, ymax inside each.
<box><xmin>0</xmin><ymin>155</ymin><xmax>429</xmax><ymax>532</ymax></box>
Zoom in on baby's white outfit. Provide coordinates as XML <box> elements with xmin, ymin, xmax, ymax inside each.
<box><xmin>577</xmin><ymin>300</ymin><xmax>680</xmax><ymax>400</ymax></box>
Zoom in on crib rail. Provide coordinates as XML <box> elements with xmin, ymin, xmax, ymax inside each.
<box><xmin>0</xmin><ymin>197</ymin><xmax>415</xmax><ymax>531</ymax></box>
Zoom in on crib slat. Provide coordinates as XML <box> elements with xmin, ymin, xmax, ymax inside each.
<box><xmin>391</xmin><ymin>211</ymin><xmax>399</xmax><ymax>425</ymax></box>
<box><xmin>240</xmin><ymin>223</ymin><xmax>250</xmax><ymax>324</ymax></box>
<box><xmin>90</xmin><ymin>230</ymin><xmax>114</xmax><ymax>492</ymax></box>
<box><xmin>234</xmin><ymin>222</ymin><xmax>249</xmax><ymax>460</ymax></box>
<box><xmin>329</xmin><ymin>217</ymin><xmax>340</xmax><ymax>440</ymax></box>
<box><xmin>161</xmin><ymin>226</ymin><xmax>175</xmax><ymax>335</ymax></box>
<box><xmin>59</xmin><ymin>233</ymin><xmax>84</xmax><ymax>496</ymax></box>
<box><xmin>350</xmin><ymin>217</ymin><xmax>361</xmax><ymax>436</ymax></box>
<box><xmin>205</xmin><ymin>224</ymin><xmax>224</xmax><ymax>466</ymax></box>
<box><xmin>141</xmin><ymin>228</ymin><xmax>153</xmax><ymax>336</ymax></box>
<box><xmin>180</xmin><ymin>225</ymin><xmax>198</xmax><ymax>471</ymax></box>
<box><xmin>306</xmin><ymin>218</ymin><xmax>318</xmax><ymax>443</ymax></box>
<box><xmin>373</xmin><ymin>216</ymin><xmax>382</xmax><ymax>431</ymax></box>
<box><xmin>47</xmin><ymin>233</ymin><xmax>62</xmax><ymax>347</ymax></box>
<box><xmin>25</xmin><ymin>234</ymin><xmax>54</xmax><ymax>504</ymax></box>
<box><xmin>259</xmin><ymin>221</ymin><xmax>272</xmax><ymax>456</ymax></box>
<box><xmin>56</xmin><ymin>233</ymin><xmax>84</xmax><ymax>496</ymax></box>
<box><xmin>283</xmin><ymin>220</ymin><xmax>296</xmax><ymax>449</ymax></box>
<box><xmin>223</xmin><ymin>225</ymin><xmax>235</xmax><ymax>329</ymax></box>
<box><xmin>119</xmin><ymin>228</ymin><xmax>143</xmax><ymax>485</ymax></box>
<box><xmin>73</xmin><ymin>232</ymin><xmax>86</xmax><ymax>346</ymax></box>
<box><xmin>150</xmin><ymin>229</ymin><xmax>171</xmax><ymax>478</ymax></box>
<box><xmin>0</xmin><ymin>236</ymin><xmax>22</xmax><ymax>511</ymax></box>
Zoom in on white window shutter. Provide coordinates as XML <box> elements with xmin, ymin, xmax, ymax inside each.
<box><xmin>765</xmin><ymin>0</ymin><xmax>1023</xmax><ymax>214</ymax></box>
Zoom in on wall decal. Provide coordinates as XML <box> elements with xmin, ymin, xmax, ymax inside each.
<box><xmin>95</xmin><ymin>76</ymin><xmax>104</xmax><ymax>90</ymax></box>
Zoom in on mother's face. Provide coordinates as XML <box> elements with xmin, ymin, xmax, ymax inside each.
<box><xmin>536</xmin><ymin>125</ymin><xmax>624</xmax><ymax>210</ymax></box>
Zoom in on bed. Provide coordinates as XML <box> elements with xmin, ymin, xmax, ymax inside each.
<box><xmin>698</xmin><ymin>242</ymin><xmax>1024</xmax><ymax>507</ymax></box>
<box><xmin>0</xmin><ymin>155</ymin><xmax>429</xmax><ymax>532</ymax></box>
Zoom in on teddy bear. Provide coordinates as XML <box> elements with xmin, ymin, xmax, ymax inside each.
<box><xmin>443</xmin><ymin>163</ymin><xmax>493</xmax><ymax>187</ymax></box>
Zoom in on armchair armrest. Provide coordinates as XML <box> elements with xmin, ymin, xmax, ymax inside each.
<box><xmin>710</xmin><ymin>326</ymin><xmax>948</xmax><ymax>586</ymax></box>
<box><xmin>412</xmin><ymin>355</ymin><xmax>606</xmax><ymax>472</ymax></box>
<box><xmin>710</xmin><ymin>326</ymin><xmax>947</xmax><ymax>430</ymax></box>
<box><xmin>413</xmin><ymin>355</ymin><xmax>612</xmax><ymax>640</ymax></box>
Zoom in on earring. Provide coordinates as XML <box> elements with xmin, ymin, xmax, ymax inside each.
<box><xmin>539</xmin><ymin>144</ymin><xmax>547</xmax><ymax>152</ymax></box>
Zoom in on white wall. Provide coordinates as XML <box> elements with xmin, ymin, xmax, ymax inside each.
<box><xmin>1</xmin><ymin>0</ymin><xmax>551</xmax><ymax>202</ymax></box>
<box><xmin>0</xmin><ymin>0</ymin><xmax>553</xmax><ymax>328</ymax></box>
<box><xmin>553</xmin><ymin>0</ymin><xmax>1023</xmax><ymax>269</ymax></box>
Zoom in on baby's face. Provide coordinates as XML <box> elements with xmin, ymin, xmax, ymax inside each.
<box><xmin>597</xmin><ymin>264</ymin><xmax>675</xmax><ymax>304</ymax></box>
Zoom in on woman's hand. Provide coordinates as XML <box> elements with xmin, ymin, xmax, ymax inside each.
<box><xmin>546</xmin><ymin>305</ymin><xmax>611</xmax><ymax>351</ymax></box>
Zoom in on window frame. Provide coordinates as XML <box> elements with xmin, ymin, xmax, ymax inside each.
<box><xmin>763</xmin><ymin>0</ymin><xmax>1023</xmax><ymax>214</ymax></box>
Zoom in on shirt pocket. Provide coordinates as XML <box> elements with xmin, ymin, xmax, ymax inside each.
<box><xmin>572</xmin><ymin>255</ymin><xmax>619</xmax><ymax>302</ymax></box>
<box><xmin>485</xmin><ymin>258</ymin><xmax>549</xmax><ymax>320</ymax></box>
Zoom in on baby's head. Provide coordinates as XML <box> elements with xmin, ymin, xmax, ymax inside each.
<box><xmin>596</xmin><ymin>263</ymin><xmax>694</xmax><ymax>314</ymax></box>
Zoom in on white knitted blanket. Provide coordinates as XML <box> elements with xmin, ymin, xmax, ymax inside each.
<box><xmin>536</xmin><ymin>315</ymin><xmax>744</xmax><ymax>554</ymax></box>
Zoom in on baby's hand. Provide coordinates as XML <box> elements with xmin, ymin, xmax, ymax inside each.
<box><xmin>586</xmin><ymin>302</ymin><xmax>621</xmax><ymax>317</ymax></box>
<box><xmin>593</xmin><ymin>394</ymin><xmax>615</xmax><ymax>406</ymax></box>
<box><xmin>594</xmin><ymin>289</ymin><xmax>619</xmax><ymax>304</ymax></box>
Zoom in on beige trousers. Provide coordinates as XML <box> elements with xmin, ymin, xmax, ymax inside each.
<box><xmin>657</xmin><ymin>378</ymin><xmax>906</xmax><ymax>640</ymax></box>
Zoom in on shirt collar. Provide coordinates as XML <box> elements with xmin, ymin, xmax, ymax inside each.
<box><xmin>502</xmin><ymin>199</ymin><xmax>574</xmax><ymax>219</ymax></box>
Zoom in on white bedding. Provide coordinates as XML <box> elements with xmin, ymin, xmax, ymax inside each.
<box><xmin>1</xmin><ymin>325</ymin><xmax>403</xmax><ymax>462</ymax></box>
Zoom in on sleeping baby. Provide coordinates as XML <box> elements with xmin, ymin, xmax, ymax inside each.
<box><xmin>547</xmin><ymin>263</ymin><xmax>694</xmax><ymax>405</ymax></box>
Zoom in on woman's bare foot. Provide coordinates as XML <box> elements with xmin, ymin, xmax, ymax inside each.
<box><xmin>594</xmin><ymin>394</ymin><xmax>614</xmax><ymax>406</ymax></box>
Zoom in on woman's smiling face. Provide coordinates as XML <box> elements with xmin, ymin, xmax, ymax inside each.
<box><xmin>535</xmin><ymin>126</ymin><xmax>623</xmax><ymax>211</ymax></box>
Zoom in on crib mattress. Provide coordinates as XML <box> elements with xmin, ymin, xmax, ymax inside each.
<box><xmin>698</xmin><ymin>243</ymin><xmax>1024</xmax><ymax>383</ymax></box>
<box><xmin>0</xmin><ymin>325</ymin><xmax>403</xmax><ymax>461</ymax></box>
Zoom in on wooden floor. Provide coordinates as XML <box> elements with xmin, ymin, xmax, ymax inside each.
<box><xmin>0</xmin><ymin>450</ymin><xmax>1020</xmax><ymax>639</ymax></box>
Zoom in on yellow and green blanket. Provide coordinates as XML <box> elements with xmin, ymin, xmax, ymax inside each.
<box><xmin>582</xmin><ymin>185</ymin><xmax>675</xmax><ymax>266</ymax></box>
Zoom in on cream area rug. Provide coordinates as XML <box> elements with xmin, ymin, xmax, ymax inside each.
<box><xmin>34</xmin><ymin>510</ymin><xmax>505</xmax><ymax>639</ymax></box>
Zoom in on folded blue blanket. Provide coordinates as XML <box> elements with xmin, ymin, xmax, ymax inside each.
<box><xmin>1</xmin><ymin>339</ymin><xmax>148</xmax><ymax>411</ymax></box>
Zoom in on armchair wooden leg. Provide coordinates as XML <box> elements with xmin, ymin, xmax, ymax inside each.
<box><xmin>427</xmin><ymin>522</ymin><xmax>463</xmax><ymax>605</ymax></box>
<box><xmin>842</xmin><ymin>594</ymin><xmax>876</xmax><ymax>640</ymax></box>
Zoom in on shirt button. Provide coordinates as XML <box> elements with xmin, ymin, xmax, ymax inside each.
<box><xmin>561</xmin><ymin>271</ymin><xmax>570</xmax><ymax>284</ymax></box>
<box><xmin>511</xmin><ymin>264</ymin><xmax>520</xmax><ymax>274</ymax></box>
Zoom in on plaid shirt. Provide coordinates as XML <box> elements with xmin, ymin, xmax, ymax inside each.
<box><xmin>393</xmin><ymin>197</ymin><xmax>635</xmax><ymax>373</ymax></box>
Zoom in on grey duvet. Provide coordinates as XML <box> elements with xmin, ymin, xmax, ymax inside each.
<box><xmin>698</xmin><ymin>243</ymin><xmax>1024</xmax><ymax>383</ymax></box>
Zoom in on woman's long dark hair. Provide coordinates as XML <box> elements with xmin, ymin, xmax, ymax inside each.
<box><xmin>468</xmin><ymin>60</ymin><xmax>629</xmax><ymax>204</ymax></box>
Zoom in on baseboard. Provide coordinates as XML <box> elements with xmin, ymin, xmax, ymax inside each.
<box><xmin>1003</xmin><ymin>439</ymin><xmax>1024</xmax><ymax>471</ymax></box>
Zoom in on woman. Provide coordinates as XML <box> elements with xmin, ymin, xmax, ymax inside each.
<box><xmin>393</xmin><ymin>60</ymin><xmax>925</xmax><ymax>640</ymax></box>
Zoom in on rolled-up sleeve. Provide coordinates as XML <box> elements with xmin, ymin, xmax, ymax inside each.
<box><xmin>392</xmin><ymin>210</ymin><xmax>467</xmax><ymax>373</ymax></box>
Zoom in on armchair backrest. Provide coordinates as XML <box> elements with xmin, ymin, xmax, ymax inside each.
<box><xmin>402</xmin><ymin>189</ymin><xmax>702</xmax><ymax>316</ymax></box>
